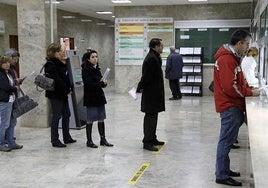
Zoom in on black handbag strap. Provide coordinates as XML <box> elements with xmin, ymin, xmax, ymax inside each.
<box><xmin>39</xmin><ymin>64</ymin><xmax>45</xmax><ymax>74</ymax></box>
<box><xmin>17</xmin><ymin>86</ymin><xmax>25</xmax><ymax>97</ymax></box>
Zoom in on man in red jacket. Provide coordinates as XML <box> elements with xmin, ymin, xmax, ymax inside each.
<box><xmin>213</xmin><ymin>30</ymin><xmax>260</xmax><ymax>186</ymax></box>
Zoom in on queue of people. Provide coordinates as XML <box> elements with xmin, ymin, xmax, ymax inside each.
<box><xmin>0</xmin><ymin>31</ymin><xmax>262</xmax><ymax>187</ymax></box>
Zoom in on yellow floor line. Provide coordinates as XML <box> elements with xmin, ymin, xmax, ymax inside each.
<box><xmin>152</xmin><ymin>141</ymin><xmax>167</xmax><ymax>154</ymax></box>
<box><xmin>128</xmin><ymin>162</ymin><xmax>150</xmax><ymax>185</ymax></box>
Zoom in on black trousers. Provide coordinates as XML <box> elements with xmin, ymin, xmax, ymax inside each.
<box><xmin>169</xmin><ymin>79</ymin><xmax>182</xmax><ymax>98</ymax></box>
<box><xmin>143</xmin><ymin>113</ymin><xmax>158</xmax><ymax>144</ymax></box>
<box><xmin>49</xmin><ymin>98</ymin><xmax>72</xmax><ymax>144</ymax></box>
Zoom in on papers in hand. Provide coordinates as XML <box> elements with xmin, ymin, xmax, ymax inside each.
<box><xmin>128</xmin><ymin>87</ymin><xmax>141</xmax><ymax>100</ymax></box>
<box><xmin>102</xmin><ymin>68</ymin><xmax>110</xmax><ymax>80</ymax></box>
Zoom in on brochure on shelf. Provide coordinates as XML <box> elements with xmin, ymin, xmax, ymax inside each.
<box><xmin>194</xmin><ymin>66</ymin><xmax>201</xmax><ymax>72</ymax></box>
<box><xmin>183</xmin><ymin>66</ymin><xmax>194</xmax><ymax>72</ymax></box>
<box><xmin>192</xmin><ymin>86</ymin><xmax>200</xmax><ymax>94</ymax></box>
<box><xmin>187</xmin><ymin>75</ymin><xmax>195</xmax><ymax>82</ymax></box>
<box><xmin>194</xmin><ymin>76</ymin><xmax>202</xmax><ymax>82</ymax></box>
<box><xmin>193</xmin><ymin>47</ymin><xmax>202</xmax><ymax>55</ymax></box>
<box><xmin>180</xmin><ymin>47</ymin><xmax>194</xmax><ymax>55</ymax></box>
<box><xmin>192</xmin><ymin>56</ymin><xmax>201</xmax><ymax>63</ymax></box>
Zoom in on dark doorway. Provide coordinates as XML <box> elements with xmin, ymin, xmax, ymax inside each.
<box><xmin>9</xmin><ymin>35</ymin><xmax>20</xmax><ymax>76</ymax></box>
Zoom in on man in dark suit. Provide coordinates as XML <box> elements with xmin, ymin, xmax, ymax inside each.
<box><xmin>137</xmin><ymin>38</ymin><xmax>165</xmax><ymax>151</ymax></box>
<box><xmin>165</xmin><ymin>46</ymin><xmax>184</xmax><ymax>100</ymax></box>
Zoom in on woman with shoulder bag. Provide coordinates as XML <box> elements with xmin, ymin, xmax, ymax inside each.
<box><xmin>44</xmin><ymin>43</ymin><xmax>76</xmax><ymax>148</ymax></box>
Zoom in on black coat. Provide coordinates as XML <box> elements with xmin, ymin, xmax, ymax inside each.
<box><xmin>0</xmin><ymin>68</ymin><xmax>17</xmax><ymax>102</ymax></box>
<box><xmin>137</xmin><ymin>49</ymin><xmax>165</xmax><ymax>113</ymax></box>
<box><xmin>44</xmin><ymin>58</ymin><xmax>72</xmax><ymax>100</ymax></box>
<box><xmin>81</xmin><ymin>62</ymin><xmax>107</xmax><ymax>107</ymax></box>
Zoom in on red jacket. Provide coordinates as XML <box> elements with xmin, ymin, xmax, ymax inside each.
<box><xmin>213</xmin><ymin>44</ymin><xmax>252</xmax><ymax>112</ymax></box>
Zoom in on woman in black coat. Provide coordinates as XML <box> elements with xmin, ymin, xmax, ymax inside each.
<box><xmin>81</xmin><ymin>50</ymin><xmax>113</xmax><ymax>148</ymax></box>
<box><xmin>44</xmin><ymin>43</ymin><xmax>76</xmax><ymax>148</ymax></box>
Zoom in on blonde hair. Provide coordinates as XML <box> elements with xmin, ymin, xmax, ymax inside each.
<box><xmin>247</xmin><ymin>47</ymin><xmax>259</xmax><ymax>57</ymax></box>
<box><xmin>0</xmin><ymin>56</ymin><xmax>10</xmax><ymax>67</ymax></box>
<box><xmin>46</xmin><ymin>43</ymin><xmax>61</xmax><ymax>60</ymax></box>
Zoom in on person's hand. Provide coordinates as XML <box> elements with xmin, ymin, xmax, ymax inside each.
<box><xmin>252</xmin><ymin>88</ymin><xmax>260</xmax><ymax>96</ymax></box>
<box><xmin>137</xmin><ymin>89</ymin><xmax>143</xmax><ymax>93</ymax></box>
<box><xmin>100</xmin><ymin>78</ymin><xmax>107</xmax><ymax>84</ymax></box>
<box><xmin>16</xmin><ymin>77</ymin><xmax>25</xmax><ymax>84</ymax></box>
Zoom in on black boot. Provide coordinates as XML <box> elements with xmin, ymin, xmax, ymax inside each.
<box><xmin>86</xmin><ymin>123</ymin><xmax>98</xmax><ymax>148</ymax></box>
<box><xmin>98</xmin><ymin>122</ymin><xmax>113</xmax><ymax>147</ymax></box>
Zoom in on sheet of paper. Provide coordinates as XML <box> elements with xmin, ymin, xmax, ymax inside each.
<box><xmin>22</xmin><ymin>71</ymin><xmax>35</xmax><ymax>79</ymax></box>
<box><xmin>128</xmin><ymin>87</ymin><xmax>141</xmax><ymax>100</ymax></box>
<box><xmin>102</xmin><ymin>68</ymin><xmax>110</xmax><ymax>80</ymax></box>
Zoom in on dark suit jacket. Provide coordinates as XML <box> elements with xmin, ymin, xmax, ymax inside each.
<box><xmin>137</xmin><ymin>49</ymin><xmax>165</xmax><ymax>113</ymax></box>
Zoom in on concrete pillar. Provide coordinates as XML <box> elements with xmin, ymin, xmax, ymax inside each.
<box><xmin>16</xmin><ymin>0</ymin><xmax>57</xmax><ymax>127</ymax></box>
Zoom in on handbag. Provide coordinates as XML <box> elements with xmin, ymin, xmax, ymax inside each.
<box><xmin>12</xmin><ymin>88</ymin><xmax>38</xmax><ymax>118</ymax></box>
<box><xmin>34</xmin><ymin>65</ymin><xmax>55</xmax><ymax>92</ymax></box>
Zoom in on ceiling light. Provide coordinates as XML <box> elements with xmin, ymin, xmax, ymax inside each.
<box><xmin>96</xmin><ymin>11</ymin><xmax>113</xmax><ymax>14</ymax></box>
<box><xmin>62</xmin><ymin>16</ymin><xmax>75</xmax><ymax>19</ymax></box>
<box><xmin>112</xmin><ymin>0</ymin><xmax>131</xmax><ymax>3</ymax></box>
<box><xmin>96</xmin><ymin>23</ymin><xmax>107</xmax><ymax>26</ymax></box>
<box><xmin>188</xmin><ymin>0</ymin><xmax>207</xmax><ymax>1</ymax></box>
<box><xmin>44</xmin><ymin>0</ymin><xmax>61</xmax><ymax>3</ymax></box>
<box><xmin>81</xmin><ymin>19</ymin><xmax>92</xmax><ymax>22</ymax></box>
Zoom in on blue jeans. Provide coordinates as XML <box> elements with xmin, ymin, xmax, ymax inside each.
<box><xmin>215</xmin><ymin>107</ymin><xmax>244</xmax><ymax>179</ymax></box>
<box><xmin>0</xmin><ymin>102</ymin><xmax>16</xmax><ymax>147</ymax></box>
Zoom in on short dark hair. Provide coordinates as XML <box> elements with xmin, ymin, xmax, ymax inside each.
<box><xmin>82</xmin><ymin>50</ymin><xmax>98</xmax><ymax>63</ymax></box>
<box><xmin>149</xmin><ymin>38</ymin><xmax>162</xmax><ymax>48</ymax></box>
<box><xmin>230</xmin><ymin>29</ymin><xmax>251</xmax><ymax>45</ymax></box>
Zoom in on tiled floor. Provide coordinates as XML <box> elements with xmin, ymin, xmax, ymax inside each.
<box><xmin>0</xmin><ymin>93</ymin><xmax>254</xmax><ymax>188</ymax></box>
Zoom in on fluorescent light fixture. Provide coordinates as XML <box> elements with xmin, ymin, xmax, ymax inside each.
<box><xmin>44</xmin><ymin>0</ymin><xmax>61</xmax><ymax>3</ymax></box>
<box><xmin>96</xmin><ymin>11</ymin><xmax>113</xmax><ymax>14</ymax></box>
<box><xmin>81</xmin><ymin>19</ymin><xmax>92</xmax><ymax>22</ymax></box>
<box><xmin>96</xmin><ymin>23</ymin><xmax>107</xmax><ymax>26</ymax></box>
<box><xmin>62</xmin><ymin>16</ymin><xmax>75</xmax><ymax>19</ymax></box>
<box><xmin>112</xmin><ymin>15</ymin><xmax>115</xmax><ymax>18</ymax></box>
<box><xmin>112</xmin><ymin>0</ymin><xmax>131</xmax><ymax>3</ymax></box>
<box><xmin>188</xmin><ymin>0</ymin><xmax>207</xmax><ymax>1</ymax></box>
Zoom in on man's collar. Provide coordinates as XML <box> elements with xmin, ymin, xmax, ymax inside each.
<box><xmin>228</xmin><ymin>44</ymin><xmax>241</xmax><ymax>58</ymax></box>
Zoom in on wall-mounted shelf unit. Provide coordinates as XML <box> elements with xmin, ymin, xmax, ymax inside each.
<box><xmin>179</xmin><ymin>47</ymin><xmax>203</xmax><ymax>96</ymax></box>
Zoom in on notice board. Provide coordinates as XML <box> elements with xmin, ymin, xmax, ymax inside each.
<box><xmin>115</xmin><ymin>18</ymin><xmax>174</xmax><ymax>65</ymax></box>
<box><xmin>175</xmin><ymin>27</ymin><xmax>249</xmax><ymax>64</ymax></box>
